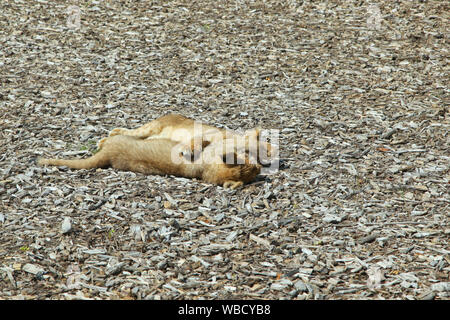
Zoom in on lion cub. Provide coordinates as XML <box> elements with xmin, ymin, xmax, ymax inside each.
<box><xmin>101</xmin><ymin>114</ymin><xmax>275</xmax><ymax>166</ymax></box>
<box><xmin>39</xmin><ymin>135</ymin><xmax>260</xmax><ymax>189</ymax></box>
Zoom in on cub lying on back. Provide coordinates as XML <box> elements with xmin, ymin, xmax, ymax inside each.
<box><xmin>101</xmin><ymin>113</ymin><xmax>275</xmax><ymax>166</ymax></box>
<box><xmin>39</xmin><ymin>135</ymin><xmax>261</xmax><ymax>189</ymax></box>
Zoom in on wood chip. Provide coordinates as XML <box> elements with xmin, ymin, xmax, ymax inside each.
<box><xmin>1</xmin><ymin>0</ymin><xmax>448</xmax><ymax>300</ymax></box>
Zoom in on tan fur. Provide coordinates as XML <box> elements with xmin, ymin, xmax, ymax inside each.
<box><xmin>102</xmin><ymin>113</ymin><xmax>275</xmax><ymax>166</ymax></box>
<box><xmin>39</xmin><ymin>135</ymin><xmax>260</xmax><ymax>189</ymax></box>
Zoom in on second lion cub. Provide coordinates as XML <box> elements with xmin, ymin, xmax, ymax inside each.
<box><xmin>102</xmin><ymin>114</ymin><xmax>276</xmax><ymax>166</ymax></box>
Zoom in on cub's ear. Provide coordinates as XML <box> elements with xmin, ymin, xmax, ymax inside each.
<box><xmin>201</xmin><ymin>140</ymin><xmax>211</xmax><ymax>149</ymax></box>
<box><xmin>189</xmin><ymin>138</ymin><xmax>211</xmax><ymax>151</ymax></box>
<box><xmin>183</xmin><ymin>138</ymin><xmax>211</xmax><ymax>162</ymax></box>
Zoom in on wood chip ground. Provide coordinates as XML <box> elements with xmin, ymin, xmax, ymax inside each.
<box><xmin>0</xmin><ymin>1</ymin><xmax>449</xmax><ymax>300</ymax></box>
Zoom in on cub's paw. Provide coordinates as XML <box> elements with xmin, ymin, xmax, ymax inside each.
<box><xmin>109</xmin><ymin>128</ymin><xmax>128</xmax><ymax>136</ymax></box>
<box><xmin>97</xmin><ymin>137</ymin><xmax>108</xmax><ymax>149</ymax></box>
<box><xmin>223</xmin><ymin>180</ymin><xmax>244</xmax><ymax>189</ymax></box>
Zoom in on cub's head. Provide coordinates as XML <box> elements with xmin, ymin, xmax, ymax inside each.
<box><xmin>222</xmin><ymin>129</ymin><xmax>277</xmax><ymax>167</ymax></box>
<box><xmin>204</xmin><ymin>152</ymin><xmax>261</xmax><ymax>186</ymax></box>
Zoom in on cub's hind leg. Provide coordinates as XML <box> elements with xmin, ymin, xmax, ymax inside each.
<box><xmin>108</xmin><ymin>114</ymin><xmax>189</xmax><ymax>139</ymax></box>
<box><xmin>98</xmin><ymin>120</ymin><xmax>164</xmax><ymax>149</ymax></box>
<box><xmin>109</xmin><ymin>121</ymin><xmax>163</xmax><ymax>139</ymax></box>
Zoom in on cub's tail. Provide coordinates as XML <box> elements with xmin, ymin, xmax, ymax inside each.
<box><xmin>38</xmin><ymin>153</ymin><xmax>109</xmax><ymax>170</ymax></box>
